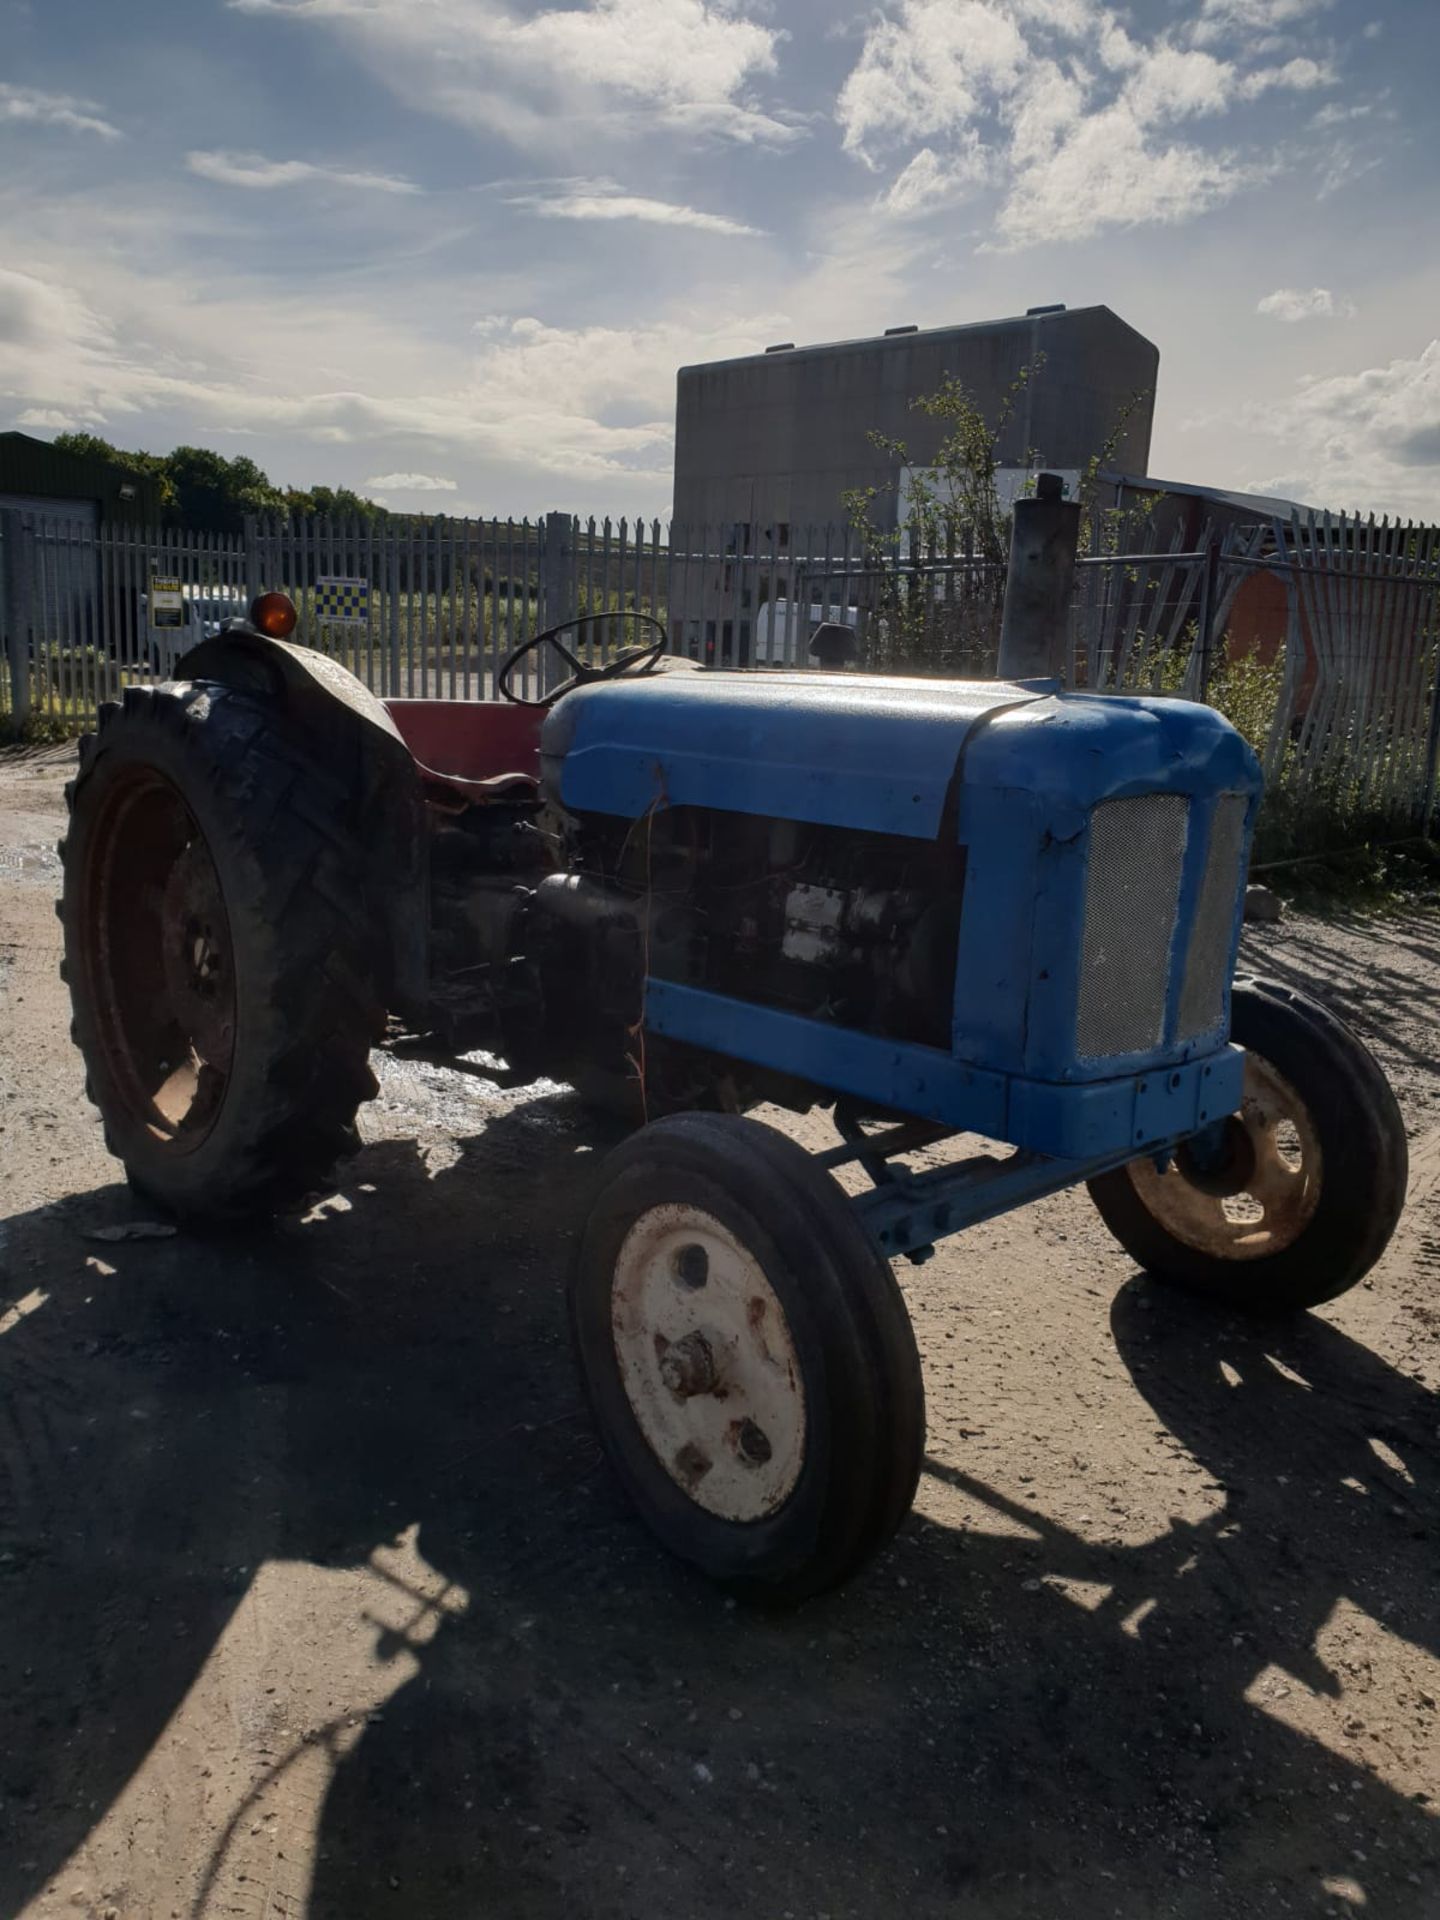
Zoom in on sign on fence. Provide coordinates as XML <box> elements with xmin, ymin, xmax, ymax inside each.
<box><xmin>149</xmin><ymin>576</ymin><xmax>184</xmax><ymax>628</ymax></box>
<box><xmin>314</xmin><ymin>576</ymin><xmax>370</xmax><ymax>624</ymax></box>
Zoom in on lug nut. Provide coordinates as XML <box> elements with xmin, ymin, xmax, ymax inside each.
<box><xmin>659</xmin><ymin>1331</ymin><xmax>717</xmax><ymax>1399</ymax></box>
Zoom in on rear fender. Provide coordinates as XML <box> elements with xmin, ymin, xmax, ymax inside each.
<box><xmin>175</xmin><ymin>626</ymin><xmax>429</xmax><ymax>1019</ymax></box>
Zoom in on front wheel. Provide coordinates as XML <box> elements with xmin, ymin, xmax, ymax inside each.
<box><xmin>1088</xmin><ymin>978</ymin><xmax>1407</xmax><ymax>1313</ymax></box>
<box><xmin>570</xmin><ymin>1113</ymin><xmax>924</xmax><ymax>1603</ymax></box>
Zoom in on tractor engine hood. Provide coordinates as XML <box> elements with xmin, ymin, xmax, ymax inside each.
<box><xmin>541</xmin><ymin>669</ymin><xmax>1258</xmax><ymax>839</ymax></box>
<box><xmin>542</xmin><ymin>670</ymin><xmax>1044</xmax><ymax>838</ymax></box>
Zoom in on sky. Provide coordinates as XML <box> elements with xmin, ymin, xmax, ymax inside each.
<box><xmin>0</xmin><ymin>0</ymin><xmax>1436</xmax><ymax>523</ymax></box>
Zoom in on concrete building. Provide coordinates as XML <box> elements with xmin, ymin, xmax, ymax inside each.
<box><xmin>672</xmin><ymin>304</ymin><xmax>1158</xmax><ymax>538</ymax></box>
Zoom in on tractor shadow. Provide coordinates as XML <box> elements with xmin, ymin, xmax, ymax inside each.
<box><xmin>1</xmin><ymin>1092</ymin><xmax>1437</xmax><ymax>1918</ymax></box>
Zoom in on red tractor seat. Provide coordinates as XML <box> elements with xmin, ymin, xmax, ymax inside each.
<box><xmin>384</xmin><ymin>699</ymin><xmax>545</xmax><ymax>805</ymax></box>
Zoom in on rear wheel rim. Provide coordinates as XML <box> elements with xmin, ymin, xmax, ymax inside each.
<box><xmin>1126</xmin><ymin>1055</ymin><xmax>1322</xmax><ymax>1261</ymax></box>
<box><xmin>610</xmin><ymin>1204</ymin><xmax>807</xmax><ymax>1522</ymax></box>
<box><xmin>78</xmin><ymin>764</ymin><xmax>235</xmax><ymax>1152</ymax></box>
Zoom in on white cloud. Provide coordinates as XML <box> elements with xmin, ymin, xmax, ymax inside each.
<box><xmin>1257</xmin><ymin>286</ymin><xmax>1353</xmax><ymax>322</ymax></box>
<box><xmin>838</xmin><ymin>0</ymin><xmax>1338</xmax><ymax>247</ymax></box>
<box><xmin>226</xmin><ymin>0</ymin><xmax>791</xmax><ymax>150</ymax></box>
<box><xmin>1190</xmin><ymin>0</ymin><xmax>1333</xmax><ymax>48</ymax></box>
<box><xmin>1310</xmin><ymin>98</ymin><xmax>1378</xmax><ymax>129</ymax></box>
<box><xmin>0</xmin><ymin>243</ymin><xmax>783</xmax><ymax>507</ymax></box>
<box><xmin>507</xmin><ymin>180</ymin><xmax>763</xmax><ymax>236</ymax></box>
<box><xmin>995</xmin><ymin>103</ymin><xmax>1252</xmax><ymax>248</ymax></box>
<box><xmin>880</xmin><ymin>141</ymin><xmax>990</xmax><ymax>215</ymax></box>
<box><xmin>1123</xmin><ymin>47</ymin><xmax>1233</xmax><ymax>124</ymax></box>
<box><xmin>1247</xmin><ymin>341</ymin><xmax>1440</xmax><ymax>520</ymax></box>
<box><xmin>365</xmin><ymin>472</ymin><xmax>458</xmax><ymax>492</ymax></box>
<box><xmin>1004</xmin><ymin>57</ymin><xmax>1085</xmax><ymax>170</ymax></box>
<box><xmin>655</xmin><ymin>100</ymin><xmax>804</xmax><ymax>145</ymax></box>
<box><xmin>15</xmin><ymin>406</ymin><xmax>84</xmax><ymax>431</ymax></box>
<box><xmin>186</xmin><ymin>150</ymin><xmax>419</xmax><ymax>194</ymax></box>
<box><xmin>0</xmin><ymin>83</ymin><xmax>120</xmax><ymax>140</ymax></box>
<box><xmin>837</xmin><ymin>0</ymin><xmax>1028</xmax><ymax>161</ymax></box>
<box><xmin>0</xmin><ymin>266</ymin><xmax>113</xmax><ymax>356</ymax></box>
<box><xmin>1236</xmin><ymin>56</ymin><xmax>1334</xmax><ymax>97</ymax></box>
<box><xmin>1317</xmin><ymin>143</ymin><xmax>1383</xmax><ymax>199</ymax></box>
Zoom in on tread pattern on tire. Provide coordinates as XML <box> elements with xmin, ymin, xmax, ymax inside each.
<box><xmin>60</xmin><ymin>680</ymin><xmax>387</xmax><ymax>1221</ymax></box>
<box><xmin>1088</xmin><ymin>976</ymin><xmax>1408</xmax><ymax>1312</ymax></box>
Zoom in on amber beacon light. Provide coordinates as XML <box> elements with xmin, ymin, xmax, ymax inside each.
<box><xmin>249</xmin><ymin>592</ymin><xmax>298</xmax><ymax>638</ymax></box>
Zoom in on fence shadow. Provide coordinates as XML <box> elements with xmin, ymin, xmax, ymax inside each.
<box><xmin>1244</xmin><ymin>904</ymin><xmax>1440</xmax><ymax>1079</ymax></box>
<box><xmin>1</xmin><ymin>1094</ymin><xmax>1436</xmax><ymax>1918</ymax></box>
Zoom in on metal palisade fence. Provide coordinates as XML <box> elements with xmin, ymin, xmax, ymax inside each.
<box><xmin>2</xmin><ymin>504</ymin><xmax>1438</xmax><ymax>827</ymax></box>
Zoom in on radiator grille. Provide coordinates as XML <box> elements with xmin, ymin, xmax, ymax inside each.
<box><xmin>1177</xmin><ymin>794</ymin><xmax>1250</xmax><ymax>1041</ymax></box>
<box><xmin>1076</xmin><ymin>795</ymin><xmax>1189</xmax><ymax>1060</ymax></box>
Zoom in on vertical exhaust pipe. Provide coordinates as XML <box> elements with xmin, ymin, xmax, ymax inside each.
<box><xmin>996</xmin><ymin>472</ymin><xmax>1081</xmax><ymax>682</ymax></box>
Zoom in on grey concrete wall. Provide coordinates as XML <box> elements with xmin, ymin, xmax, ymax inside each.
<box><xmin>672</xmin><ymin>306</ymin><xmax>1158</xmax><ymax>533</ymax></box>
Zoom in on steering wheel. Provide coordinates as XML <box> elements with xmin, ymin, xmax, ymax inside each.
<box><xmin>498</xmin><ymin>611</ymin><xmax>668</xmax><ymax>707</ymax></box>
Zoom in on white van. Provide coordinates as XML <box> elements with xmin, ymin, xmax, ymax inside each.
<box><xmin>141</xmin><ymin>586</ymin><xmax>250</xmax><ymax>676</ymax></box>
<box><xmin>751</xmin><ymin>600</ymin><xmax>859</xmax><ymax>668</ymax></box>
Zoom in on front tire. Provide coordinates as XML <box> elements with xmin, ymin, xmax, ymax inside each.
<box><xmin>60</xmin><ymin>683</ymin><xmax>386</xmax><ymax>1221</ymax></box>
<box><xmin>571</xmin><ymin>1113</ymin><xmax>924</xmax><ymax>1603</ymax></box>
<box><xmin>1088</xmin><ymin>978</ymin><xmax>1407</xmax><ymax>1312</ymax></box>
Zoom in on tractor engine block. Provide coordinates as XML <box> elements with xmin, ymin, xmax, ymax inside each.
<box><xmin>565</xmin><ymin>808</ymin><xmax>963</xmax><ymax>1055</ymax></box>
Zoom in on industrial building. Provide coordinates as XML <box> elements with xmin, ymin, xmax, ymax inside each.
<box><xmin>0</xmin><ymin>430</ymin><xmax>163</xmax><ymax>526</ymax></box>
<box><xmin>672</xmin><ymin>304</ymin><xmax>1159</xmax><ymax>538</ymax></box>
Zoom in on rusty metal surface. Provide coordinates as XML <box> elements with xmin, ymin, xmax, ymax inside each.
<box><xmin>1124</xmin><ymin>1053</ymin><xmax>1322</xmax><ymax>1261</ymax></box>
<box><xmin>79</xmin><ymin>764</ymin><xmax>235</xmax><ymax>1148</ymax></box>
<box><xmin>610</xmin><ymin>1203</ymin><xmax>807</xmax><ymax>1522</ymax></box>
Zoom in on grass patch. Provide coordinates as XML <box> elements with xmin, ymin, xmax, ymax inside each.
<box><xmin>1254</xmin><ymin>834</ymin><xmax>1440</xmax><ymax>913</ymax></box>
<box><xmin>0</xmin><ymin>709</ymin><xmax>85</xmax><ymax>748</ymax></box>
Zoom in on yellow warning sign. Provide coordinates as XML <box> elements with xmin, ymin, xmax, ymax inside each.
<box><xmin>150</xmin><ymin>576</ymin><xmax>184</xmax><ymax>628</ymax></box>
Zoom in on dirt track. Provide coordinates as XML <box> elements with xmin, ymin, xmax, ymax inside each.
<box><xmin>1</xmin><ymin>741</ymin><xmax>1437</xmax><ymax>1920</ymax></box>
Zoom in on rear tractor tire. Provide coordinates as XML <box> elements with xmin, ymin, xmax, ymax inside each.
<box><xmin>1088</xmin><ymin>978</ymin><xmax>1407</xmax><ymax>1313</ymax></box>
<box><xmin>571</xmin><ymin>1112</ymin><xmax>925</xmax><ymax>1604</ymax></box>
<box><xmin>60</xmin><ymin>682</ymin><xmax>387</xmax><ymax>1222</ymax></box>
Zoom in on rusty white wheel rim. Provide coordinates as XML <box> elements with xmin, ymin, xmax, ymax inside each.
<box><xmin>1127</xmin><ymin>1054</ymin><xmax>1322</xmax><ymax>1262</ymax></box>
<box><xmin>611</xmin><ymin>1204</ymin><xmax>806</xmax><ymax>1522</ymax></box>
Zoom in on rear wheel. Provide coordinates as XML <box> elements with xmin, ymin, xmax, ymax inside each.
<box><xmin>1088</xmin><ymin>979</ymin><xmax>1407</xmax><ymax>1312</ymax></box>
<box><xmin>60</xmin><ymin>683</ymin><xmax>386</xmax><ymax>1221</ymax></box>
<box><xmin>571</xmin><ymin>1112</ymin><xmax>924</xmax><ymax>1603</ymax></box>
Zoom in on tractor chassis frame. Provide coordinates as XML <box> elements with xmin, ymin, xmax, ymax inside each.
<box><xmin>821</xmin><ymin>1105</ymin><xmax>1178</xmax><ymax>1265</ymax></box>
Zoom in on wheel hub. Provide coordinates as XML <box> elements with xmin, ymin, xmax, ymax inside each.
<box><xmin>160</xmin><ymin>839</ymin><xmax>235</xmax><ymax>1073</ymax></box>
<box><xmin>1174</xmin><ymin>1115</ymin><xmax>1256</xmax><ymax>1197</ymax></box>
<box><xmin>80</xmin><ymin>766</ymin><xmax>236</xmax><ymax>1146</ymax></box>
<box><xmin>658</xmin><ymin>1331</ymin><xmax>719</xmax><ymax>1399</ymax></box>
<box><xmin>611</xmin><ymin>1206</ymin><xmax>807</xmax><ymax>1522</ymax></box>
<box><xmin>1128</xmin><ymin>1054</ymin><xmax>1321</xmax><ymax>1261</ymax></box>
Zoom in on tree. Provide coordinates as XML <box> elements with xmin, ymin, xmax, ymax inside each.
<box><xmin>283</xmin><ymin>484</ymin><xmax>390</xmax><ymax>526</ymax></box>
<box><xmin>50</xmin><ymin>431</ymin><xmax>385</xmax><ymax>532</ymax></box>
<box><xmin>842</xmin><ymin>361</ymin><xmax>1151</xmax><ymax>676</ymax></box>
<box><xmin>52</xmin><ymin>431</ymin><xmax>176</xmax><ymax>508</ymax></box>
<box><xmin>165</xmin><ymin>447</ymin><xmax>286</xmax><ymax>534</ymax></box>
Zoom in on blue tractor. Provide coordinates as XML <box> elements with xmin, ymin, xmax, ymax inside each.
<box><xmin>59</xmin><ymin>522</ymin><xmax>1407</xmax><ymax>1602</ymax></box>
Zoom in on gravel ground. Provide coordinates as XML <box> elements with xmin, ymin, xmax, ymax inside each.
<box><xmin>1</xmin><ymin>740</ymin><xmax>1437</xmax><ymax>1920</ymax></box>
